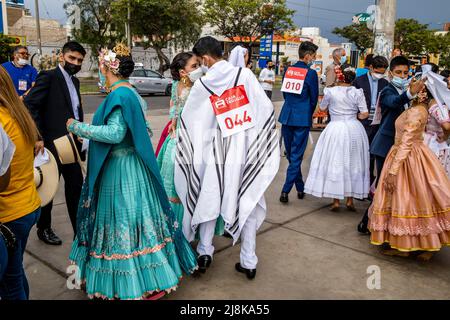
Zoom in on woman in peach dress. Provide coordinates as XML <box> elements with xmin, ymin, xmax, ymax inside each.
<box><xmin>368</xmin><ymin>92</ymin><xmax>450</xmax><ymax>261</ymax></box>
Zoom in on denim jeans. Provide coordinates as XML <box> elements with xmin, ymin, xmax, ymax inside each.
<box><xmin>0</xmin><ymin>208</ymin><xmax>41</xmax><ymax>300</ymax></box>
<box><xmin>0</xmin><ymin>235</ymin><xmax>7</xmax><ymax>282</ymax></box>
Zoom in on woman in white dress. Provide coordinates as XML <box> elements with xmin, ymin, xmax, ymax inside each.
<box><xmin>305</xmin><ymin>68</ymin><xmax>370</xmax><ymax>211</ymax></box>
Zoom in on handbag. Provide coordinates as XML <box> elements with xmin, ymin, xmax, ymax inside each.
<box><xmin>0</xmin><ymin>222</ymin><xmax>17</xmax><ymax>253</ymax></box>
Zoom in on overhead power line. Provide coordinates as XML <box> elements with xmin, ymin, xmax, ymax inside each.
<box><xmin>286</xmin><ymin>0</ymin><xmax>356</xmax><ymax>15</ymax></box>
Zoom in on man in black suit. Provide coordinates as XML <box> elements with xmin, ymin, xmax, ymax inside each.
<box><xmin>353</xmin><ymin>55</ymin><xmax>389</xmax><ymax>185</ymax></box>
<box><xmin>357</xmin><ymin>56</ymin><xmax>425</xmax><ymax>234</ymax></box>
<box><xmin>25</xmin><ymin>41</ymin><xmax>86</xmax><ymax>245</ymax></box>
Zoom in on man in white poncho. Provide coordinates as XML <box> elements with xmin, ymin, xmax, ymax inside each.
<box><xmin>174</xmin><ymin>37</ymin><xmax>280</xmax><ymax>279</ymax></box>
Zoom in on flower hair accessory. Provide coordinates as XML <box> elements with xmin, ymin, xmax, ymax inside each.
<box><xmin>98</xmin><ymin>42</ymin><xmax>131</xmax><ymax>75</ymax></box>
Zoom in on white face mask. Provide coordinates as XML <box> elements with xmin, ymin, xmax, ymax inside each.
<box><xmin>18</xmin><ymin>58</ymin><xmax>29</xmax><ymax>66</ymax></box>
<box><xmin>188</xmin><ymin>67</ymin><xmax>203</xmax><ymax>83</ymax></box>
<box><xmin>371</xmin><ymin>73</ymin><xmax>385</xmax><ymax>80</ymax></box>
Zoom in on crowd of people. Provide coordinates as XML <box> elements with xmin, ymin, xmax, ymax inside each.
<box><xmin>0</xmin><ymin>35</ymin><xmax>449</xmax><ymax>300</ymax></box>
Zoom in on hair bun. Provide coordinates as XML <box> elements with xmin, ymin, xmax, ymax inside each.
<box><xmin>117</xmin><ymin>56</ymin><xmax>135</xmax><ymax>78</ymax></box>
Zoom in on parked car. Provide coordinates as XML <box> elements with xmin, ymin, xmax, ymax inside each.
<box><xmin>129</xmin><ymin>69</ymin><xmax>172</xmax><ymax>96</ymax></box>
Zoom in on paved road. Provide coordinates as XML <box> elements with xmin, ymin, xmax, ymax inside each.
<box><xmin>81</xmin><ymin>89</ymin><xmax>284</xmax><ymax>114</ymax></box>
<box><xmin>24</xmin><ymin>101</ymin><xmax>450</xmax><ymax>300</ymax></box>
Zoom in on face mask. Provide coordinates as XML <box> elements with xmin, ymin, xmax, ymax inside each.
<box><xmin>18</xmin><ymin>58</ymin><xmax>29</xmax><ymax>66</ymax></box>
<box><xmin>391</xmin><ymin>76</ymin><xmax>409</xmax><ymax>90</ymax></box>
<box><xmin>63</xmin><ymin>60</ymin><xmax>82</xmax><ymax>76</ymax></box>
<box><xmin>340</xmin><ymin>56</ymin><xmax>347</xmax><ymax>65</ymax></box>
<box><xmin>98</xmin><ymin>69</ymin><xmax>106</xmax><ymax>87</ymax></box>
<box><xmin>371</xmin><ymin>73</ymin><xmax>385</xmax><ymax>81</ymax></box>
<box><xmin>188</xmin><ymin>67</ymin><xmax>203</xmax><ymax>83</ymax></box>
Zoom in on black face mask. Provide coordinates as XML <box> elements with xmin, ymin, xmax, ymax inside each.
<box><xmin>268</xmin><ymin>65</ymin><xmax>274</xmax><ymax>69</ymax></box>
<box><xmin>63</xmin><ymin>60</ymin><xmax>82</xmax><ymax>76</ymax></box>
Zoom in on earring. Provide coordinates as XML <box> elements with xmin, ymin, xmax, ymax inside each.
<box><xmin>181</xmin><ymin>75</ymin><xmax>189</xmax><ymax>85</ymax></box>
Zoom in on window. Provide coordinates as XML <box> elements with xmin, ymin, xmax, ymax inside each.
<box><xmin>131</xmin><ymin>70</ymin><xmax>146</xmax><ymax>77</ymax></box>
<box><xmin>146</xmin><ymin>70</ymin><xmax>162</xmax><ymax>78</ymax></box>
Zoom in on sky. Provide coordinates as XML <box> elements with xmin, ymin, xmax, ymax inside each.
<box><xmin>23</xmin><ymin>0</ymin><xmax>450</xmax><ymax>44</ymax></box>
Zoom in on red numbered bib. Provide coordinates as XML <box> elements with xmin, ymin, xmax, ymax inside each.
<box><xmin>281</xmin><ymin>67</ymin><xmax>308</xmax><ymax>95</ymax></box>
<box><xmin>209</xmin><ymin>85</ymin><xmax>255</xmax><ymax>138</ymax></box>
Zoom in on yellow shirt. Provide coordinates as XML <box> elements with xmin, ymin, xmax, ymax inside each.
<box><xmin>0</xmin><ymin>107</ymin><xmax>41</xmax><ymax>223</ymax></box>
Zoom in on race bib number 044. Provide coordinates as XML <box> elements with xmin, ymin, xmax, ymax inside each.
<box><xmin>281</xmin><ymin>67</ymin><xmax>308</xmax><ymax>95</ymax></box>
<box><xmin>210</xmin><ymin>85</ymin><xmax>255</xmax><ymax>138</ymax></box>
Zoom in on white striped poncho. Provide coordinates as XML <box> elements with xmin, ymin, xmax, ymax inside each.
<box><xmin>174</xmin><ymin>60</ymin><xmax>280</xmax><ymax>244</ymax></box>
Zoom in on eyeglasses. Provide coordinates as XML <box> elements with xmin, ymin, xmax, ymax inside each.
<box><xmin>17</xmin><ymin>52</ymin><xmax>30</xmax><ymax>57</ymax></box>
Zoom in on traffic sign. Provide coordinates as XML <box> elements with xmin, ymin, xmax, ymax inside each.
<box><xmin>8</xmin><ymin>35</ymin><xmax>26</xmax><ymax>46</ymax></box>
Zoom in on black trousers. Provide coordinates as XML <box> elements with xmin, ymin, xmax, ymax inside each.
<box><xmin>36</xmin><ymin>147</ymin><xmax>83</xmax><ymax>234</ymax></box>
<box><xmin>360</xmin><ymin>155</ymin><xmax>386</xmax><ymax>228</ymax></box>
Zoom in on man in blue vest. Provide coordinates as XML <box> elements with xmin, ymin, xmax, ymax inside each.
<box><xmin>279</xmin><ymin>41</ymin><xmax>319</xmax><ymax>203</ymax></box>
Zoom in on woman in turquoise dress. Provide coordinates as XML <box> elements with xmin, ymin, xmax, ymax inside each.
<box><xmin>156</xmin><ymin>53</ymin><xmax>224</xmax><ymax>274</ymax></box>
<box><xmin>67</xmin><ymin>44</ymin><xmax>182</xmax><ymax>300</ymax></box>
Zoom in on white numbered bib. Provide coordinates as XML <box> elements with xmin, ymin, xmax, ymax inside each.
<box><xmin>281</xmin><ymin>67</ymin><xmax>308</xmax><ymax>95</ymax></box>
<box><xmin>210</xmin><ymin>85</ymin><xmax>255</xmax><ymax>138</ymax></box>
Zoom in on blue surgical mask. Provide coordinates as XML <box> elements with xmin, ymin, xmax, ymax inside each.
<box><xmin>340</xmin><ymin>56</ymin><xmax>347</xmax><ymax>65</ymax></box>
<box><xmin>391</xmin><ymin>76</ymin><xmax>409</xmax><ymax>90</ymax></box>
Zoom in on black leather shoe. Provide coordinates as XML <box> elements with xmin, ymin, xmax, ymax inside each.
<box><xmin>197</xmin><ymin>255</ymin><xmax>212</xmax><ymax>273</ymax></box>
<box><xmin>37</xmin><ymin>228</ymin><xmax>62</xmax><ymax>245</ymax></box>
<box><xmin>279</xmin><ymin>192</ymin><xmax>289</xmax><ymax>203</ymax></box>
<box><xmin>235</xmin><ymin>263</ymin><xmax>256</xmax><ymax>280</ymax></box>
<box><xmin>297</xmin><ymin>192</ymin><xmax>305</xmax><ymax>199</ymax></box>
<box><xmin>357</xmin><ymin>221</ymin><xmax>370</xmax><ymax>235</ymax></box>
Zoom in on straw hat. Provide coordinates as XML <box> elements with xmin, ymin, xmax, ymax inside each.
<box><xmin>34</xmin><ymin>148</ymin><xmax>59</xmax><ymax>207</ymax></box>
<box><xmin>53</xmin><ymin>134</ymin><xmax>82</xmax><ymax>165</ymax></box>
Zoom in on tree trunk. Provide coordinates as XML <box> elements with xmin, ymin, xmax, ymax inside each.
<box><xmin>154</xmin><ymin>46</ymin><xmax>170</xmax><ymax>75</ymax></box>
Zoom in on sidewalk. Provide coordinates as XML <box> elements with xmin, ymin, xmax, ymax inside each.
<box><xmin>25</xmin><ymin>102</ymin><xmax>450</xmax><ymax>300</ymax></box>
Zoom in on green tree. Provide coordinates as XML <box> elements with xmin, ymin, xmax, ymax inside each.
<box><xmin>113</xmin><ymin>0</ymin><xmax>204</xmax><ymax>74</ymax></box>
<box><xmin>332</xmin><ymin>24</ymin><xmax>373</xmax><ymax>52</ymax></box>
<box><xmin>435</xmin><ymin>32</ymin><xmax>450</xmax><ymax>69</ymax></box>
<box><xmin>203</xmin><ymin>0</ymin><xmax>295</xmax><ymax>47</ymax></box>
<box><xmin>64</xmin><ymin>0</ymin><xmax>125</xmax><ymax>61</ymax></box>
<box><xmin>0</xmin><ymin>34</ymin><xmax>14</xmax><ymax>64</ymax></box>
<box><xmin>394</xmin><ymin>19</ymin><xmax>431</xmax><ymax>55</ymax></box>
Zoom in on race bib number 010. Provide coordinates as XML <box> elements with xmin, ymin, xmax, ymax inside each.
<box><xmin>210</xmin><ymin>85</ymin><xmax>255</xmax><ymax>138</ymax></box>
<box><xmin>281</xmin><ymin>67</ymin><xmax>308</xmax><ymax>95</ymax></box>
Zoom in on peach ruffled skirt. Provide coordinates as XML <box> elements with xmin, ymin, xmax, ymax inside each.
<box><xmin>368</xmin><ymin>142</ymin><xmax>450</xmax><ymax>252</ymax></box>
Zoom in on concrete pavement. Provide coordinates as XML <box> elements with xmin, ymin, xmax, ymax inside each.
<box><xmin>25</xmin><ymin>102</ymin><xmax>450</xmax><ymax>300</ymax></box>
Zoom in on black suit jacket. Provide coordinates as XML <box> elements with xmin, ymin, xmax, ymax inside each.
<box><xmin>24</xmin><ymin>66</ymin><xmax>85</xmax><ymax>160</ymax></box>
<box><xmin>353</xmin><ymin>73</ymin><xmax>389</xmax><ymax>111</ymax></box>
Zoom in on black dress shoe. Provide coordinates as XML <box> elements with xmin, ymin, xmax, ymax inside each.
<box><xmin>297</xmin><ymin>192</ymin><xmax>305</xmax><ymax>199</ymax></box>
<box><xmin>235</xmin><ymin>263</ymin><xmax>256</xmax><ymax>280</ymax></box>
<box><xmin>37</xmin><ymin>228</ymin><xmax>62</xmax><ymax>245</ymax></box>
<box><xmin>357</xmin><ymin>221</ymin><xmax>370</xmax><ymax>235</ymax></box>
<box><xmin>197</xmin><ymin>255</ymin><xmax>212</xmax><ymax>273</ymax></box>
<box><xmin>279</xmin><ymin>192</ymin><xmax>289</xmax><ymax>203</ymax></box>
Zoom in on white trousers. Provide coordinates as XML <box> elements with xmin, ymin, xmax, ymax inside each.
<box><xmin>196</xmin><ymin>207</ymin><xmax>259</xmax><ymax>269</ymax></box>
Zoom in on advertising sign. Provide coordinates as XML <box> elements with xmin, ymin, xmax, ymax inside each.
<box><xmin>259</xmin><ymin>34</ymin><xmax>273</xmax><ymax>69</ymax></box>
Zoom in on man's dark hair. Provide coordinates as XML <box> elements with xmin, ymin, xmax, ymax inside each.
<box><xmin>390</xmin><ymin>56</ymin><xmax>410</xmax><ymax>71</ymax></box>
<box><xmin>193</xmin><ymin>36</ymin><xmax>223</xmax><ymax>58</ymax></box>
<box><xmin>364</xmin><ymin>54</ymin><xmax>374</xmax><ymax>67</ymax></box>
<box><xmin>440</xmin><ymin>69</ymin><xmax>450</xmax><ymax>78</ymax></box>
<box><xmin>298</xmin><ymin>41</ymin><xmax>318</xmax><ymax>59</ymax></box>
<box><xmin>13</xmin><ymin>45</ymin><xmax>28</xmax><ymax>54</ymax></box>
<box><xmin>372</xmin><ymin>56</ymin><xmax>389</xmax><ymax>69</ymax></box>
<box><xmin>62</xmin><ymin>41</ymin><xmax>86</xmax><ymax>57</ymax></box>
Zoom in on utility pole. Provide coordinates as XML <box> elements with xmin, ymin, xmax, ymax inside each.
<box><xmin>35</xmin><ymin>0</ymin><xmax>42</xmax><ymax>56</ymax></box>
<box><xmin>1</xmin><ymin>0</ymin><xmax>8</xmax><ymax>35</ymax></box>
<box><xmin>373</xmin><ymin>0</ymin><xmax>396</xmax><ymax>58</ymax></box>
<box><xmin>126</xmin><ymin>0</ymin><xmax>132</xmax><ymax>48</ymax></box>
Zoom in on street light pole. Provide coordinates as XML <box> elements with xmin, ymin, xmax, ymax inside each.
<box><xmin>35</xmin><ymin>0</ymin><xmax>42</xmax><ymax>55</ymax></box>
<box><xmin>126</xmin><ymin>0</ymin><xmax>132</xmax><ymax>48</ymax></box>
<box><xmin>1</xmin><ymin>0</ymin><xmax>8</xmax><ymax>35</ymax></box>
<box><xmin>373</xmin><ymin>0</ymin><xmax>396</xmax><ymax>58</ymax></box>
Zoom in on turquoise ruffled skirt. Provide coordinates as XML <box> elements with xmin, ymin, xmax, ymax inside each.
<box><xmin>157</xmin><ymin>134</ymin><xmax>225</xmax><ymax>274</ymax></box>
<box><xmin>70</xmin><ymin>146</ymin><xmax>182</xmax><ymax>300</ymax></box>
